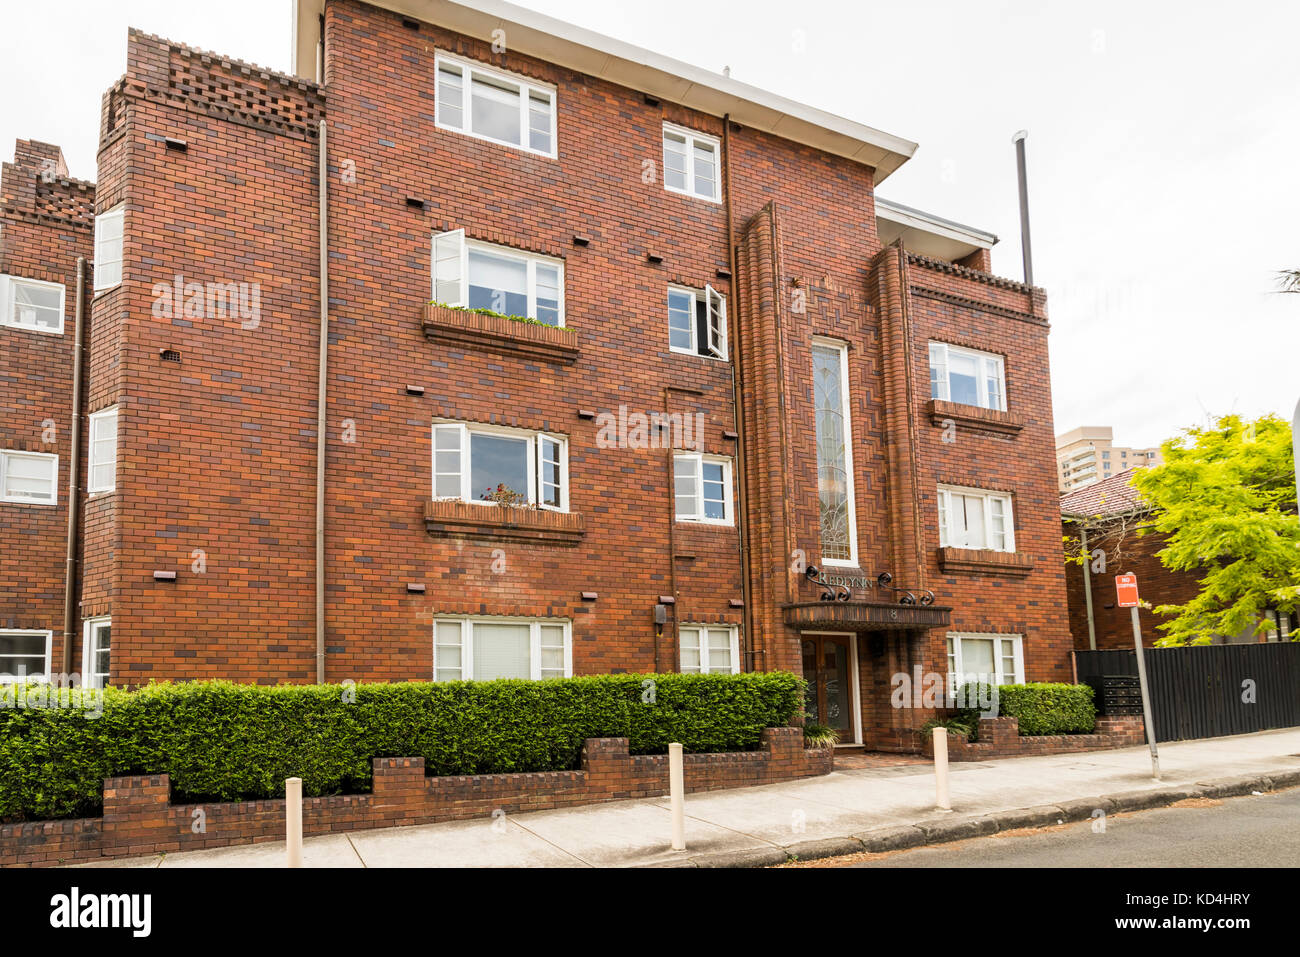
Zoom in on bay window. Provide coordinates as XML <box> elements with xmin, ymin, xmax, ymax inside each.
<box><xmin>937</xmin><ymin>484</ymin><xmax>1014</xmax><ymax>552</ymax></box>
<box><xmin>433</xmin><ymin>421</ymin><xmax>568</xmax><ymax>510</ymax></box>
<box><xmin>434</xmin><ymin>617</ymin><xmax>571</xmax><ymax>681</ymax></box>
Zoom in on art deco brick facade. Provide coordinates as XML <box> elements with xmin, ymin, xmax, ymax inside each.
<box><xmin>0</xmin><ymin>0</ymin><xmax>1073</xmax><ymax>751</ymax></box>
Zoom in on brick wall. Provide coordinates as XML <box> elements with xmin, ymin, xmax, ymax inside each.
<box><xmin>921</xmin><ymin>714</ymin><xmax>1145</xmax><ymax>761</ymax></box>
<box><xmin>0</xmin><ymin>140</ymin><xmax>94</xmax><ymax>672</ymax></box>
<box><xmin>0</xmin><ymin>727</ymin><xmax>830</xmax><ymax>866</ymax></box>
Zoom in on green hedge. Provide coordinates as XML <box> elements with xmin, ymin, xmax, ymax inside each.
<box><xmin>0</xmin><ymin>673</ymin><xmax>803</xmax><ymax>823</ymax></box>
<box><xmin>996</xmin><ymin>682</ymin><xmax>1097</xmax><ymax>735</ymax></box>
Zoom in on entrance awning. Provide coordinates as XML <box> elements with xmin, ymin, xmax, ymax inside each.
<box><xmin>782</xmin><ymin>601</ymin><xmax>952</xmax><ymax>632</ymax></box>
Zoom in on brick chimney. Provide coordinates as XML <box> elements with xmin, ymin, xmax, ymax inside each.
<box><xmin>13</xmin><ymin>139</ymin><xmax>69</xmax><ymax>179</ymax></box>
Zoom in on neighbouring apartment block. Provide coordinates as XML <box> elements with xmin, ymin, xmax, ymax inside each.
<box><xmin>1057</xmin><ymin>425</ymin><xmax>1162</xmax><ymax>491</ymax></box>
<box><xmin>0</xmin><ymin>0</ymin><xmax>1072</xmax><ymax>751</ymax></box>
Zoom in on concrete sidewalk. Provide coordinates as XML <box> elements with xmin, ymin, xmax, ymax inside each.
<box><xmin>79</xmin><ymin>728</ymin><xmax>1300</xmax><ymax>868</ymax></box>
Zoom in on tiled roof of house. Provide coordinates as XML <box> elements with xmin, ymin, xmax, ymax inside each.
<box><xmin>1060</xmin><ymin>467</ymin><xmax>1150</xmax><ymax>519</ymax></box>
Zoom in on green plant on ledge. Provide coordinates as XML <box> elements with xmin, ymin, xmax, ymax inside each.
<box><xmin>803</xmin><ymin>723</ymin><xmax>840</xmax><ymax>749</ymax></box>
<box><xmin>430</xmin><ymin>300</ymin><xmax>552</xmax><ymax>327</ymax></box>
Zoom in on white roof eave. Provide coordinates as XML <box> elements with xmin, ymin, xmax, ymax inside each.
<box><xmin>293</xmin><ymin>0</ymin><xmax>917</xmax><ymax>181</ymax></box>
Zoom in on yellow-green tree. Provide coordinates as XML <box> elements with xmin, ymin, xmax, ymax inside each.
<box><xmin>1132</xmin><ymin>414</ymin><xmax>1299</xmax><ymax>645</ymax></box>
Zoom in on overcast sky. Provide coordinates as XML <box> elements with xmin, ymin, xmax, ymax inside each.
<box><xmin>2</xmin><ymin>0</ymin><xmax>1295</xmax><ymax>448</ymax></box>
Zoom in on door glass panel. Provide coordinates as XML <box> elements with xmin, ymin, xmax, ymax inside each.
<box><xmin>823</xmin><ymin>640</ymin><xmax>851</xmax><ymax>732</ymax></box>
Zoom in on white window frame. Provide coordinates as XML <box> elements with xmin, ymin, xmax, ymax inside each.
<box><xmin>936</xmin><ymin>484</ymin><xmax>1015</xmax><ymax>552</ymax></box>
<box><xmin>0</xmin><ymin>629</ymin><xmax>53</xmax><ymax>684</ymax></box>
<box><xmin>93</xmin><ymin>204</ymin><xmax>124</xmax><ymax>292</ymax></box>
<box><xmin>928</xmin><ymin>341</ymin><xmax>1006</xmax><ymax>412</ymax></box>
<box><xmin>431</xmin><ymin>230</ymin><xmax>565</xmax><ymax>326</ymax></box>
<box><xmin>666</xmin><ymin>284</ymin><xmax>728</xmax><ymax>360</ymax></box>
<box><xmin>673</xmin><ymin>452</ymin><xmax>734</xmax><ymax>526</ymax></box>
<box><xmin>82</xmin><ymin>617</ymin><xmax>111</xmax><ymax>690</ymax></box>
<box><xmin>431</xmin><ymin>420</ymin><xmax>569</xmax><ymax>511</ymax></box>
<box><xmin>661</xmin><ymin>123</ymin><xmax>721</xmax><ymax>203</ymax></box>
<box><xmin>434</xmin><ymin>52</ymin><xmax>557</xmax><ymax>158</ymax></box>
<box><xmin>811</xmin><ymin>337</ymin><xmax>859</xmax><ymax>568</ymax></box>
<box><xmin>945</xmin><ymin>633</ymin><xmax>1024</xmax><ymax>691</ymax></box>
<box><xmin>0</xmin><ymin>449</ymin><xmax>58</xmax><ymax>506</ymax></box>
<box><xmin>88</xmin><ymin>406</ymin><xmax>119</xmax><ymax>494</ymax></box>
<box><xmin>678</xmin><ymin>624</ymin><xmax>740</xmax><ymax>674</ymax></box>
<box><xmin>0</xmin><ymin>275</ymin><xmax>65</xmax><ymax>335</ymax></box>
<box><xmin>433</xmin><ymin>616</ymin><xmax>572</xmax><ymax>681</ymax></box>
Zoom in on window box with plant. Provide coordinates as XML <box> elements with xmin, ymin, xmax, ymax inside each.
<box><xmin>425</xmin><ymin>421</ymin><xmax>585</xmax><ymax>545</ymax></box>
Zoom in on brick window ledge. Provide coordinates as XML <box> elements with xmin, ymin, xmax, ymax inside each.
<box><xmin>421</xmin><ymin>302</ymin><xmax>579</xmax><ymax>365</ymax></box>
<box><xmin>927</xmin><ymin>399</ymin><xmax>1025</xmax><ymax>436</ymax></box>
<box><xmin>423</xmin><ymin>498</ymin><xmax>586</xmax><ymax>546</ymax></box>
<box><xmin>937</xmin><ymin>546</ymin><xmax>1034</xmax><ymax>577</ymax></box>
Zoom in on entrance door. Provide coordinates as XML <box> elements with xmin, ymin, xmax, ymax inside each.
<box><xmin>801</xmin><ymin>634</ymin><xmax>855</xmax><ymax>741</ymax></box>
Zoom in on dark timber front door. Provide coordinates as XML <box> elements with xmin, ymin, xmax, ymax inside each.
<box><xmin>801</xmin><ymin>634</ymin><xmax>854</xmax><ymax>741</ymax></box>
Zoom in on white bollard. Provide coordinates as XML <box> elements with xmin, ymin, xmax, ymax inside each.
<box><xmin>286</xmin><ymin>776</ymin><xmax>303</xmax><ymax>868</ymax></box>
<box><xmin>669</xmin><ymin>742</ymin><xmax>685</xmax><ymax>850</ymax></box>
<box><xmin>933</xmin><ymin>728</ymin><xmax>951</xmax><ymax>811</ymax></box>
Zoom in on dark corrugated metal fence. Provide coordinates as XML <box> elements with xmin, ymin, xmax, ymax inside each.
<box><xmin>1074</xmin><ymin>644</ymin><xmax>1300</xmax><ymax>742</ymax></box>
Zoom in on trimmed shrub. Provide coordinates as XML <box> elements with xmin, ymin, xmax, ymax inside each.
<box><xmin>0</xmin><ymin>672</ymin><xmax>803</xmax><ymax>822</ymax></box>
<box><xmin>997</xmin><ymin>682</ymin><xmax>1097</xmax><ymax>735</ymax></box>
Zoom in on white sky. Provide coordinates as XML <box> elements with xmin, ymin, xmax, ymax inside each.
<box><xmin>2</xmin><ymin>0</ymin><xmax>1296</xmax><ymax>448</ymax></box>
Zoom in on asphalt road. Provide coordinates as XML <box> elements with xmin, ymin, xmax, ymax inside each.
<box><xmin>836</xmin><ymin>788</ymin><xmax>1300</xmax><ymax>867</ymax></box>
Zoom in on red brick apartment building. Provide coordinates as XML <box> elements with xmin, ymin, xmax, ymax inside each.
<box><xmin>0</xmin><ymin>0</ymin><xmax>1071</xmax><ymax>751</ymax></box>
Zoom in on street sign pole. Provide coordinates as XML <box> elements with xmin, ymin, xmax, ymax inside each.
<box><xmin>1129</xmin><ymin>606</ymin><xmax>1160</xmax><ymax>780</ymax></box>
<box><xmin>1116</xmin><ymin>573</ymin><xmax>1159</xmax><ymax>779</ymax></box>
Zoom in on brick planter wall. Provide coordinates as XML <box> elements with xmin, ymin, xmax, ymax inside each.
<box><xmin>0</xmin><ymin>727</ymin><xmax>829</xmax><ymax>867</ymax></box>
<box><xmin>920</xmin><ymin>715</ymin><xmax>1145</xmax><ymax>762</ymax></box>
